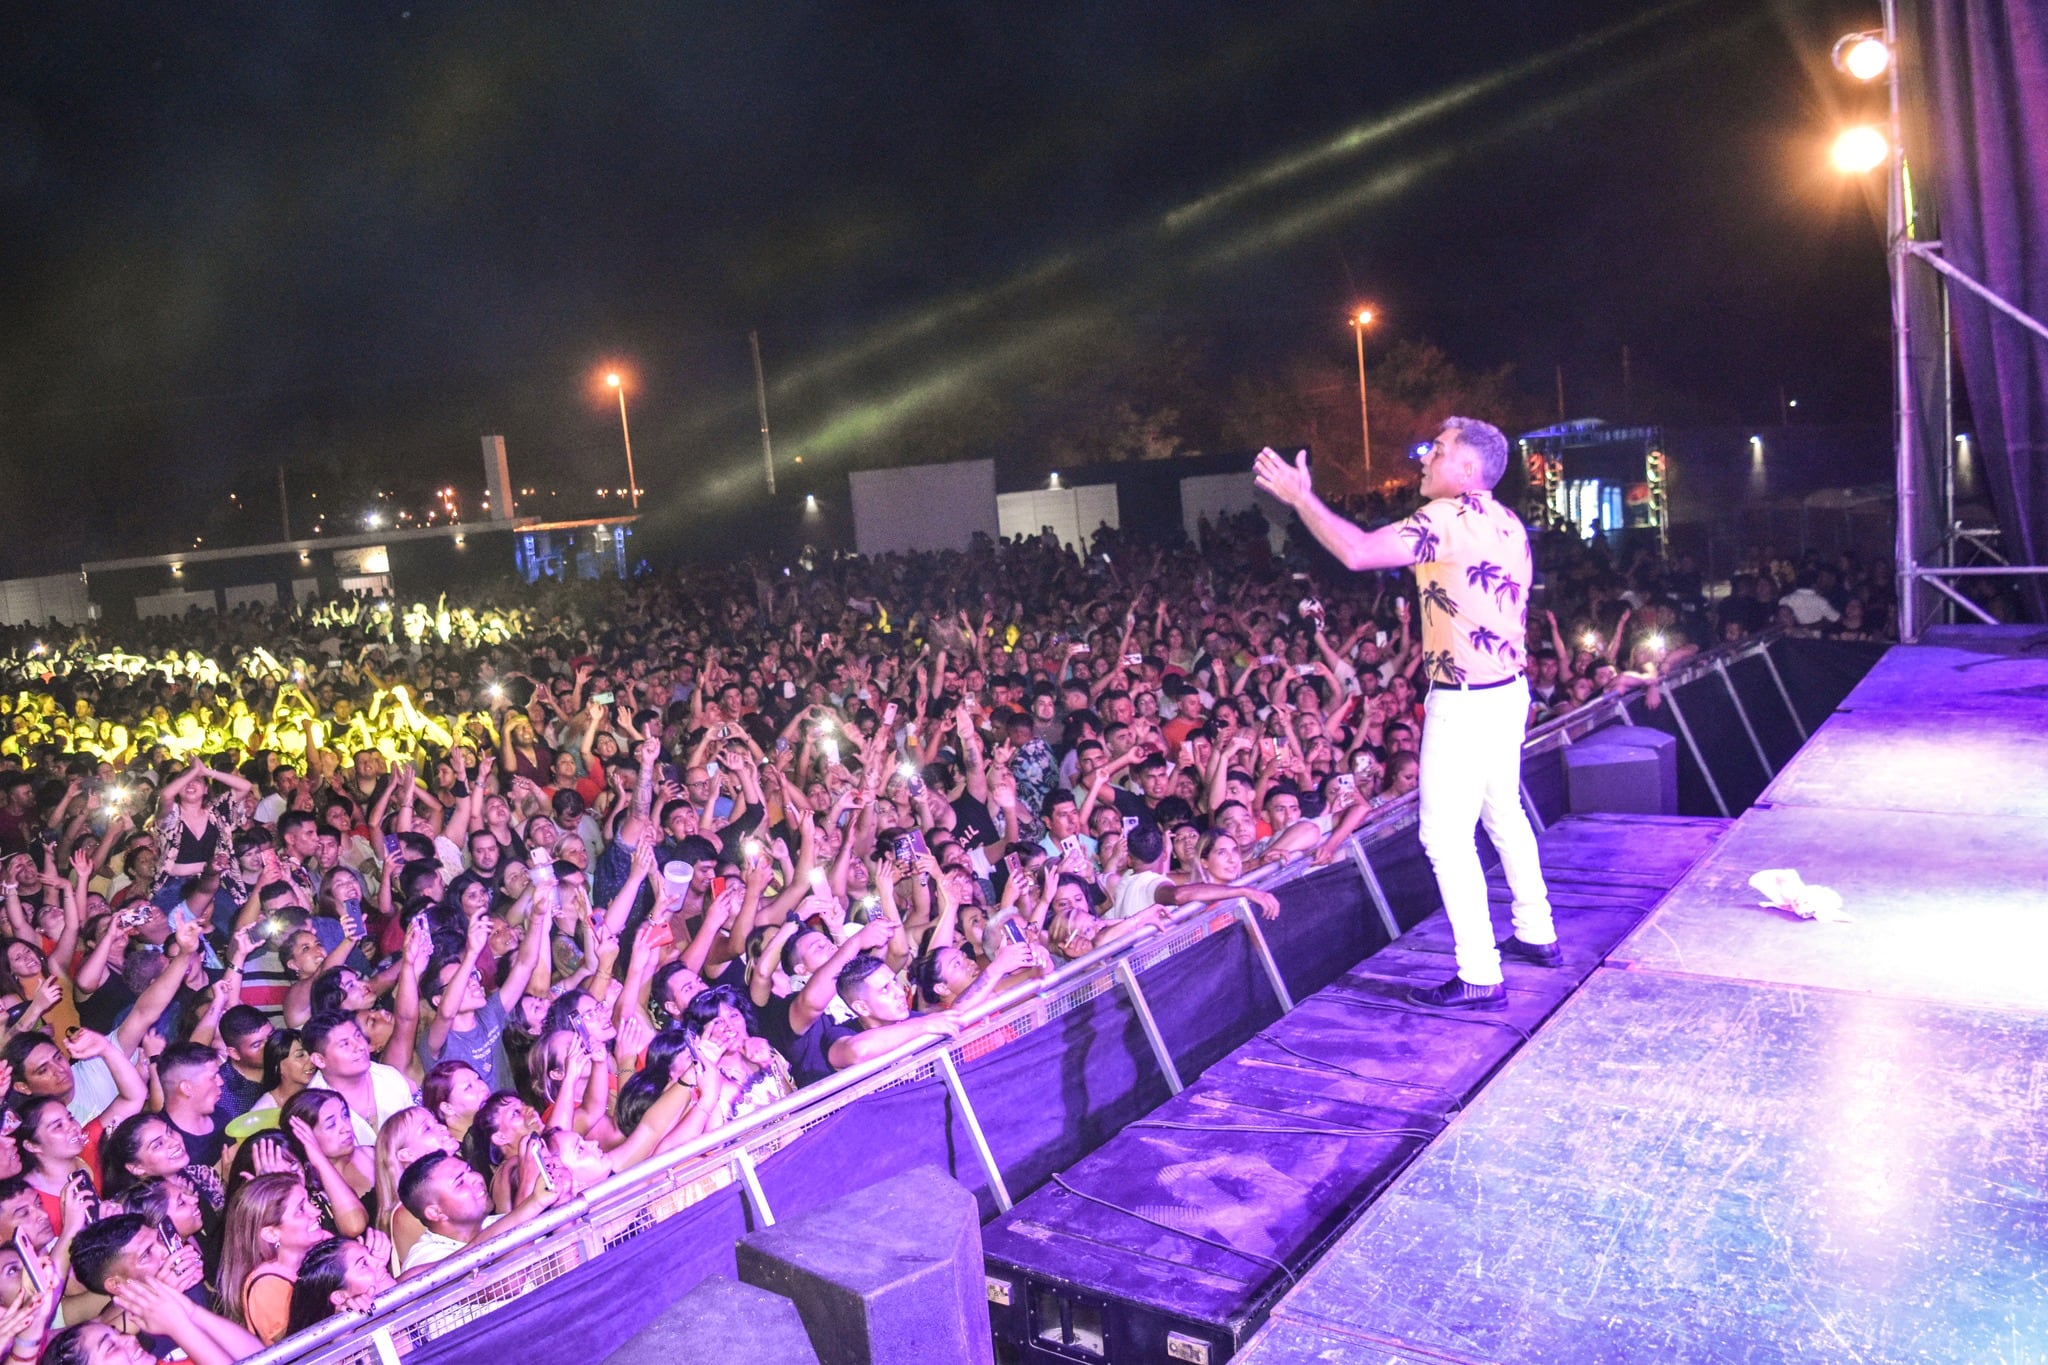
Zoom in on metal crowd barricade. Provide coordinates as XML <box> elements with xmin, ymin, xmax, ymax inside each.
<box><xmin>244</xmin><ymin>630</ymin><xmax>1800</xmax><ymax>1365</ymax></box>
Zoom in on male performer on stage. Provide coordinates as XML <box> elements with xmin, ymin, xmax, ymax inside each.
<box><xmin>1255</xmin><ymin>418</ymin><xmax>1556</xmax><ymax>1009</ymax></box>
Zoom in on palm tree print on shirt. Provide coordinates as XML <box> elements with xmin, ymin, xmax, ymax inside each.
<box><xmin>1419</xmin><ymin>581</ymin><xmax>1457</xmax><ymax>622</ymax></box>
<box><xmin>1421</xmin><ymin>650</ymin><xmax>1467</xmax><ymax>684</ymax></box>
<box><xmin>1400</xmin><ymin>519</ymin><xmax>1441</xmax><ymax>563</ymax></box>
<box><xmin>1467</xmin><ymin>559</ymin><xmax>1526</xmax><ymax>616</ymax></box>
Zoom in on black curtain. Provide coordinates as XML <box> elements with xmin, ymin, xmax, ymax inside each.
<box><xmin>1918</xmin><ymin>0</ymin><xmax>2048</xmax><ymax>620</ymax></box>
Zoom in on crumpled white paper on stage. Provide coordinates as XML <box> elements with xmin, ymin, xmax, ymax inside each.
<box><xmin>1748</xmin><ymin>868</ymin><xmax>1850</xmax><ymax>922</ymax></box>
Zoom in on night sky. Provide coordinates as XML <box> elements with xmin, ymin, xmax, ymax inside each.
<box><xmin>0</xmin><ymin>0</ymin><xmax>1892</xmax><ymax>572</ymax></box>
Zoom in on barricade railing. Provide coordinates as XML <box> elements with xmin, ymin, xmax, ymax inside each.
<box><xmin>245</xmin><ymin>629</ymin><xmax>1801</xmax><ymax>1365</ymax></box>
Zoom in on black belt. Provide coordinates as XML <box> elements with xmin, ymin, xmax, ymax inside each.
<box><xmin>1434</xmin><ymin>673</ymin><xmax>1523</xmax><ymax>692</ymax></box>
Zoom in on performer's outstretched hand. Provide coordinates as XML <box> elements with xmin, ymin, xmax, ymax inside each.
<box><xmin>1254</xmin><ymin>448</ymin><xmax>1313</xmax><ymax>509</ymax></box>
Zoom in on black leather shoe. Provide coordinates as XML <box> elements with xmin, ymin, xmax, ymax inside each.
<box><xmin>1407</xmin><ymin>976</ymin><xmax>1507</xmax><ymax>1010</ymax></box>
<box><xmin>1496</xmin><ymin>935</ymin><xmax>1563</xmax><ymax>968</ymax></box>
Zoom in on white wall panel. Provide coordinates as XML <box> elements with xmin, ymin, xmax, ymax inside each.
<box><xmin>1180</xmin><ymin>472</ymin><xmax>1288</xmax><ymax>549</ymax></box>
<box><xmin>135</xmin><ymin>590</ymin><xmax>218</xmax><ymax>620</ymax></box>
<box><xmin>0</xmin><ymin>574</ymin><xmax>92</xmax><ymax>627</ymax></box>
<box><xmin>1075</xmin><ymin>484</ymin><xmax>1119</xmax><ymax>546</ymax></box>
<box><xmin>850</xmin><ymin>460</ymin><xmax>998</xmax><ymax>556</ymax></box>
<box><xmin>223</xmin><ymin>584</ymin><xmax>280</xmax><ymax>610</ymax></box>
<box><xmin>998</xmin><ymin>485</ymin><xmax>1120</xmax><ymax>552</ymax></box>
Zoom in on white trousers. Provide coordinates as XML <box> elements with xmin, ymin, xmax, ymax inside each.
<box><xmin>1417</xmin><ymin>677</ymin><xmax>1554</xmax><ymax>987</ymax></box>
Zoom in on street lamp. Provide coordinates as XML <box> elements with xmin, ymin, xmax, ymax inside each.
<box><xmin>1350</xmin><ymin>308</ymin><xmax>1377</xmax><ymax>483</ymax></box>
<box><xmin>604</xmin><ymin>371</ymin><xmax>640</xmax><ymax>512</ymax></box>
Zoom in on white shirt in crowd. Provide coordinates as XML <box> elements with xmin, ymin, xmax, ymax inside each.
<box><xmin>401</xmin><ymin>1215</ymin><xmax>503</xmax><ymax>1276</ymax></box>
<box><xmin>1106</xmin><ymin>869</ymin><xmax>1172</xmax><ymax>922</ymax></box>
<box><xmin>312</xmin><ymin>1061</ymin><xmax>420</xmax><ymax>1146</ymax></box>
<box><xmin>1780</xmin><ymin>588</ymin><xmax>1841</xmax><ymax>626</ymax></box>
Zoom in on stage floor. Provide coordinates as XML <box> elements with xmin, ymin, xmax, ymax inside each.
<box><xmin>1240</xmin><ymin>632</ymin><xmax>2048</xmax><ymax>1365</ymax></box>
<box><xmin>1603</xmin><ymin>802</ymin><xmax>2048</xmax><ymax>1011</ymax></box>
<box><xmin>1829</xmin><ymin>623</ymin><xmax>2048</xmax><ymax>715</ymax></box>
<box><xmin>981</xmin><ymin>814</ymin><xmax>1728</xmax><ymax>1355</ymax></box>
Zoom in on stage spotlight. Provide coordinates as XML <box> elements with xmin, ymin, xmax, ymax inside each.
<box><xmin>1831</xmin><ymin>32</ymin><xmax>1890</xmax><ymax>82</ymax></box>
<box><xmin>1830</xmin><ymin>125</ymin><xmax>1889</xmax><ymax>174</ymax></box>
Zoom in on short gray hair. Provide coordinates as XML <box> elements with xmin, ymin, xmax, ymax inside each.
<box><xmin>1442</xmin><ymin>416</ymin><xmax>1509</xmax><ymax>489</ymax></box>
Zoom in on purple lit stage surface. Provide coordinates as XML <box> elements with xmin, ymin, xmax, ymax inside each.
<box><xmin>1604</xmin><ymin>803</ymin><xmax>2048</xmax><ymax>1010</ymax></box>
<box><xmin>1829</xmin><ymin>623</ymin><xmax>2048</xmax><ymax>714</ymax></box>
<box><xmin>1751</xmin><ymin>708</ymin><xmax>2048</xmax><ymax>819</ymax></box>
<box><xmin>1240</xmin><ymin>970</ymin><xmax>2048</xmax><ymax>1365</ymax></box>
<box><xmin>1609</xmin><ymin>628</ymin><xmax>2048</xmax><ymax>1009</ymax></box>
<box><xmin>980</xmin><ymin>815</ymin><xmax>1727</xmax><ymax>1360</ymax></box>
<box><xmin>1750</xmin><ymin>627</ymin><xmax>2048</xmax><ymax>823</ymax></box>
<box><xmin>1239</xmin><ymin>633</ymin><xmax>2048</xmax><ymax>1365</ymax></box>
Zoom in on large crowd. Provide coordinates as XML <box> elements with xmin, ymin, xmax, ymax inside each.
<box><xmin>0</xmin><ymin>504</ymin><xmax>1890</xmax><ymax>1362</ymax></box>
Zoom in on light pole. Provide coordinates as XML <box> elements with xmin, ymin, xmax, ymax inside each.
<box><xmin>1350</xmin><ymin>308</ymin><xmax>1376</xmax><ymax>485</ymax></box>
<box><xmin>1829</xmin><ymin>16</ymin><xmax>2048</xmax><ymax>635</ymax></box>
<box><xmin>605</xmin><ymin>372</ymin><xmax>639</xmax><ymax>512</ymax></box>
<box><xmin>1829</xmin><ymin>16</ymin><xmax>1916</xmax><ymax>633</ymax></box>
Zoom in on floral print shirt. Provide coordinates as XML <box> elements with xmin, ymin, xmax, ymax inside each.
<box><xmin>1393</xmin><ymin>490</ymin><xmax>1531</xmax><ymax>686</ymax></box>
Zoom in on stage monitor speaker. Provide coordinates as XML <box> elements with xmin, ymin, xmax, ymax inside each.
<box><xmin>603</xmin><ymin>1274</ymin><xmax>820</xmax><ymax>1365</ymax></box>
<box><xmin>1565</xmin><ymin>724</ymin><xmax>1677</xmax><ymax>815</ymax></box>
<box><xmin>736</xmin><ymin>1164</ymin><xmax>994</xmax><ymax>1365</ymax></box>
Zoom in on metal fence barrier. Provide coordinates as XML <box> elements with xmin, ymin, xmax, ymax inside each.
<box><xmin>243</xmin><ymin>631</ymin><xmax>1812</xmax><ymax>1365</ymax></box>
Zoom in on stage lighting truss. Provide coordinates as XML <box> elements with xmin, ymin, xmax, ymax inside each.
<box><xmin>1645</xmin><ymin>448</ymin><xmax>1669</xmax><ymax>556</ymax></box>
<box><xmin>1522</xmin><ymin>448</ymin><xmax>1550</xmax><ymax>528</ymax></box>
<box><xmin>1521</xmin><ymin>445</ymin><xmax>1566</xmax><ymax>531</ymax></box>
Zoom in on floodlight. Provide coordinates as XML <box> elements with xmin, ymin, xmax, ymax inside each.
<box><xmin>1830</xmin><ymin>125</ymin><xmax>1889</xmax><ymax>174</ymax></box>
<box><xmin>1831</xmin><ymin>32</ymin><xmax>1890</xmax><ymax>82</ymax></box>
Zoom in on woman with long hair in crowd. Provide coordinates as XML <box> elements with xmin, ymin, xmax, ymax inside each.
<box><xmin>119</xmin><ymin>1174</ymin><xmax>212</xmax><ymax>1281</ymax></box>
<box><xmin>678</xmin><ymin>986</ymin><xmax>794</xmax><ymax>1124</ymax></box>
<box><xmin>373</xmin><ymin>1107</ymin><xmax>456</xmax><ymax>1270</ymax></box>
<box><xmin>0</xmin><ymin>928</ymin><xmax>76</xmax><ymax>1039</ymax></box>
<box><xmin>251</xmin><ymin>1027</ymin><xmax>319</xmax><ymax>1116</ymax></box>
<box><xmin>100</xmin><ymin>1112</ymin><xmax>226</xmax><ymax>1222</ymax></box>
<box><xmin>17</xmin><ymin>1096</ymin><xmax>96</xmax><ymax>1234</ymax></box>
<box><xmin>153</xmin><ymin>758</ymin><xmax>255</xmax><ymax>893</ymax></box>
<box><xmin>276</xmin><ymin>1090</ymin><xmax>374</xmax><ymax>1234</ymax></box>
<box><xmin>215</xmin><ymin>1171</ymin><xmax>330</xmax><ymax>1345</ymax></box>
<box><xmin>458</xmin><ymin>1092</ymin><xmax>541</xmax><ymax>1213</ymax></box>
<box><xmin>420</xmin><ymin>1059</ymin><xmax>491</xmax><ymax>1150</ymax></box>
<box><xmin>283</xmin><ymin>1235</ymin><xmax>396</xmax><ymax>1338</ymax></box>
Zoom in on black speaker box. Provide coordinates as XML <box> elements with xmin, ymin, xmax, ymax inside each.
<box><xmin>603</xmin><ymin>1274</ymin><xmax>820</xmax><ymax>1365</ymax></box>
<box><xmin>737</xmin><ymin>1164</ymin><xmax>994</xmax><ymax>1365</ymax></box>
<box><xmin>1565</xmin><ymin>724</ymin><xmax>1678</xmax><ymax>815</ymax></box>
